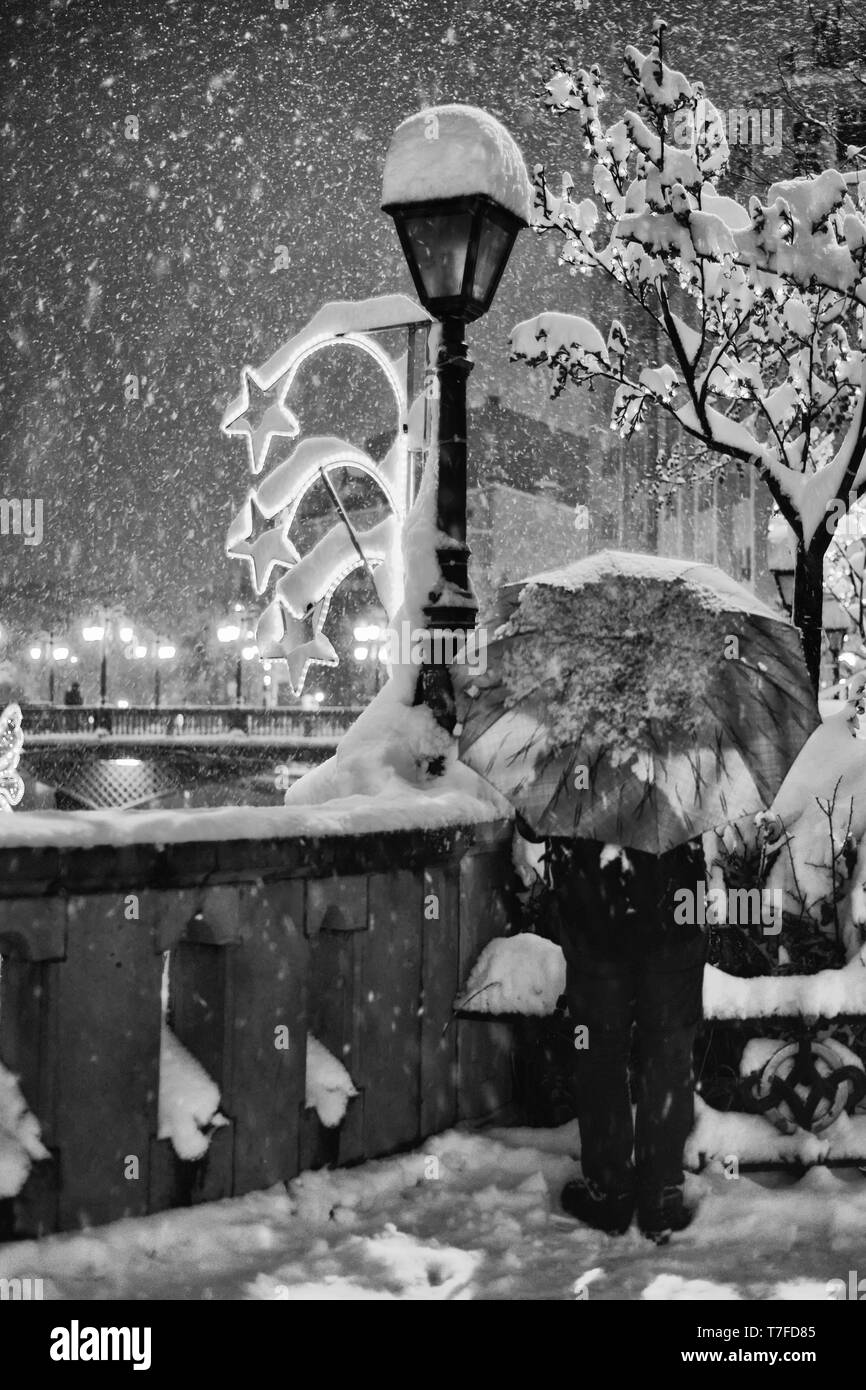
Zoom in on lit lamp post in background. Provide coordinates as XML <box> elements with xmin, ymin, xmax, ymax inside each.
<box><xmin>82</xmin><ymin>619</ymin><xmax>109</xmax><ymax>706</ymax></box>
<box><xmin>30</xmin><ymin>633</ymin><xmax>61</xmax><ymax>703</ymax></box>
<box><xmin>382</xmin><ymin>105</ymin><xmax>530</xmax><ymax>729</ymax></box>
<box><xmin>769</xmin><ymin>515</ymin><xmax>855</xmax><ymax>690</ymax></box>
<box><xmin>767</xmin><ymin>513</ymin><xmax>797</xmax><ymax>615</ymax></box>
<box><xmin>153</xmin><ymin>637</ymin><xmax>176</xmax><ymax>709</ymax></box>
<box><xmin>217</xmin><ymin>603</ymin><xmax>257</xmax><ymax>706</ymax></box>
<box><xmin>353</xmin><ymin>621</ymin><xmax>388</xmax><ymax>698</ymax></box>
<box><xmin>51</xmin><ymin>642</ymin><xmax>73</xmax><ymax>700</ymax></box>
<box><xmin>822</xmin><ymin>597</ymin><xmax>853</xmax><ymax>690</ymax></box>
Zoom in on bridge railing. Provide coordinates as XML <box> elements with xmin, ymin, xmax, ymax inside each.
<box><xmin>0</xmin><ymin>812</ymin><xmax>515</xmax><ymax>1236</ymax></box>
<box><xmin>19</xmin><ymin>705</ymin><xmax>364</xmax><ymax>740</ymax></box>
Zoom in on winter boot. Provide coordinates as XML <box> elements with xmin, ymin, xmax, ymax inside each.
<box><xmin>638</xmin><ymin>1184</ymin><xmax>694</xmax><ymax>1245</ymax></box>
<box><xmin>560</xmin><ymin>1176</ymin><xmax>635</xmax><ymax>1235</ymax></box>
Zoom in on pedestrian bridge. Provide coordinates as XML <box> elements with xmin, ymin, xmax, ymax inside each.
<box><xmin>18</xmin><ymin>705</ymin><xmax>361</xmax><ymax>810</ymax></box>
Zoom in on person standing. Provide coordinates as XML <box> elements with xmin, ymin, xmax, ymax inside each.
<box><xmin>539</xmin><ymin>829</ymin><xmax>707</xmax><ymax>1244</ymax></box>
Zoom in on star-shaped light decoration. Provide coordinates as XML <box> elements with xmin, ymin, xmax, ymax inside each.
<box><xmin>256</xmin><ymin>599</ymin><xmax>338</xmax><ymax>696</ymax></box>
<box><xmin>222</xmin><ymin>367</ymin><xmax>300</xmax><ymax>475</ymax></box>
<box><xmin>0</xmin><ymin>702</ymin><xmax>25</xmax><ymax>812</ymax></box>
<box><xmin>227</xmin><ymin>492</ymin><xmax>300</xmax><ymax>594</ymax></box>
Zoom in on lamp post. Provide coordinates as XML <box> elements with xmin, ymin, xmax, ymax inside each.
<box><xmin>82</xmin><ymin>620</ymin><xmax>109</xmax><ymax>705</ymax></box>
<box><xmin>30</xmin><ymin>634</ymin><xmax>58</xmax><ymax>703</ymax></box>
<box><xmin>353</xmin><ymin>621</ymin><xmax>388</xmax><ymax>698</ymax></box>
<box><xmin>382</xmin><ymin>105</ymin><xmax>530</xmax><ymax>729</ymax></box>
<box><xmin>153</xmin><ymin>638</ymin><xmax>176</xmax><ymax>709</ymax></box>
<box><xmin>767</xmin><ymin>513</ymin><xmax>797</xmax><ymax>616</ymax></box>
<box><xmin>28</xmin><ymin>639</ymin><xmax>57</xmax><ymax>706</ymax></box>
<box><xmin>822</xmin><ymin>596</ymin><xmax>852</xmax><ymax>690</ymax></box>
<box><xmin>218</xmin><ymin>604</ymin><xmax>257</xmax><ymax>707</ymax></box>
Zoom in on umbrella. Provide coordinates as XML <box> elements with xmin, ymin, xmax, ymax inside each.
<box><xmin>454</xmin><ymin>551</ymin><xmax>820</xmax><ymax>853</ymax></box>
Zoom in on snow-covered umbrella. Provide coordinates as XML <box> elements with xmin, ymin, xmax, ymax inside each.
<box><xmin>454</xmin><ymin>551</ymin><xmax>820</xmax><ymax>853</ymax></box>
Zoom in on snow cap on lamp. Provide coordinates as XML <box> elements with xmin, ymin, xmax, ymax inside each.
<box><xmin>382</xmin><ymin>104</ymin><xmax>532</xmax><ymax>224</ymax></box>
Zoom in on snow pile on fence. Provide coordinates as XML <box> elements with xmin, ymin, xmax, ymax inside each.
<box><xmin>456</xmin><ymin>934</ymin><xmax>866</xmax><ymax>1021</ymax></box>
<box><xmin>158</xmin><ymin>1024</ymin><xmax>227</xmax><ymax>1162</ymax></box>
<box><xmin>454</xmin><ymin>933</ymin><xmax>566</xmax><ymax>1016</ymax></box>
<box><xmin>704</xmin><ymin>951</ymin><xmax>866</xmax><ymax>1019</ymax></box>
<box><xmin>0</xmin><ymin>1060</ymin><xmax>49</xmax><ymax>1198</ymax></box>
<box><xmin>305</xmin><ymin>1037</ymin><xmax>358</xmax><ymax>1129</ymax></box>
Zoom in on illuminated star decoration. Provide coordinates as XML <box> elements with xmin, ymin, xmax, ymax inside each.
<box><xmin>0</xmin><ymin>703</ymin><xmax>25</xmax><ymax>812</ymax></box>
<box><xmin>226</xmin><ymin>492</ymin><xmax>300</xmax><ymax>595</ymax></box>
<box><xmin>222</xmin><ymin>368</ymin><xmax>300</xmax><ymax>475</ymax></box>
<box><xmin>256</xmin><ymin>599</ymin><xmax>338</xmax><ymax>696</ymax></box>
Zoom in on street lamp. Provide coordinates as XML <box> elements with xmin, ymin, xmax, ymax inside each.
<box><xmin>29</xmin><ymin>632</ymin><xmax>59</xmax><ymax>702</ymax></box>
<box><xmin>82</xmin><ymin>621</ymin><xmax>108</xmax><ymax>706</ymax></box>
<box><xmin>353</xmin><ymin>621</ymin><xmax>388</xmax><ymax>697</ymax></box>
<box><xmin>823</xmin><ymin>596</ymin><xmax>853</xmax><ymax>689</ymax></box>
<box><xmin>382</xmin><ymin>105</ymin><xmax>530</xmax><ymax>728</ymax></box>
<box><xmin>218</xmin><ymin>604</ymin><xmax>256</xmax><ymax>705</ymax></box>
<box><xmin>767</xmin><ymin>512</ymin><xmax>797</xmax><ymax>615</ymax></box>
<box><xmin>153</xmin><ymin>638</ymin><xmax>176</xmax><ymax>709</ymax></box>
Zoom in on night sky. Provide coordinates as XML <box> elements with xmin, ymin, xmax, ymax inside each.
<box><xmin>0</xmin><ymin>0</ymin><xmax>846</xmax><ymax>647</ymax></box>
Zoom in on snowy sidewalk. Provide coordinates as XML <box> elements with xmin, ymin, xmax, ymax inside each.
<box><xmin>1</xmin><ymin>1125</ymin><xmax>864</xmax><ymax>1300</ymax></box>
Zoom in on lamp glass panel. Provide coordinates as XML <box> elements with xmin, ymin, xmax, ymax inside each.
<box><xmin>402</xmin><ymin>212</ymin><xmax>472</xmax><ymax>302</ymax></box>
<box><xmin>471</xmin><ymin>213</ymin><xmax>514</xmax><ymax>304</ymax></box>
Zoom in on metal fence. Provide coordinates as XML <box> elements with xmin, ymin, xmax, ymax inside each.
<box><xmin>19</xmin><ymin>705</ymin><xmax>364</xmax><ymax>740</ymax></box>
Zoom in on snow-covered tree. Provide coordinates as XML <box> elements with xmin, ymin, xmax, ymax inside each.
<box><xmin>825</xmin><ymin>513</ymin><xmax>866</xmax><ymax>667</ymax></box>
<box><xmin>510</xmin><ymin>20</ymin><xmax>866</xmax><ymax>692</ymax></box>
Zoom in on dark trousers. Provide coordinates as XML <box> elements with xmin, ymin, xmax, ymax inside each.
<box><xmin>564</xmin><ymin>929</ymin><xmax>706</xmax><ymax>1198</ymax></box>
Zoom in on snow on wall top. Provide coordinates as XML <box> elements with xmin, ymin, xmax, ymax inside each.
<box><xmin>382</xmin><ymin>105</ymin><xmax>532</xmax><ymax>224</ymax></box>
<box><xmin>0</xmin><ymin>789</ymin><xmax>507</xmax><ymax>851</ymax></box>
<box><xmin>515</xmin><ymin>549</ymin><xmax>781</xmax><ymax>620</ymax></box>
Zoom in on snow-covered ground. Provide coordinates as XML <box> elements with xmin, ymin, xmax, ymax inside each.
<box><xmin>1</xmin><ymin>1125</ymin><xmax>864</xmax><ymax>1301</ymax></box>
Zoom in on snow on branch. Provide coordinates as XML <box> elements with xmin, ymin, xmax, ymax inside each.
<box><xmin>515</xmin><ymin>22</ymin><xmax>866</xmax><ymax>554</ymax></box>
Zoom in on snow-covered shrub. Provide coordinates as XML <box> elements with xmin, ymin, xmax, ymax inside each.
<box><xmin>704</xmin><ymin>698</ymin><xmax>866</xmax><ymax>972</ymax></box>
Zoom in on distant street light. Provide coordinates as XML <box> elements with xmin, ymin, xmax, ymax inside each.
<box><xmin>382</xmin><ymin>105</ymin><xmax>530</xmax><ymax>728</ymax></box>
<box><xmin>352</xmin><ymin>620</ymin><xmax>388</xmax><ymax>696</ymax></box>
<box><xmin>218</xmin><ymin>603</ymin><xmax>257</xmax><ymax>705</ymax></box>
<box><xmin>28</xmin><ymin>633</ymin><xmax>61</xmax><ymax>702</ymax></box>
<box><xmin>153</xmin><ymin>638</ymin><xmax>176</xmax><ymax>708</ymax></box>
<box><xmin>767</xmin><ymin>513</ymin><xmax>797</xmax><ymax>615</ymax></box>
<box><xmin>82</xmin><ymin>618</ymin><xmax>111</xmax><ymax>706</ymax></box>
<box><xmin>823</xmin><ymin>596</ymin><xmax>853</xmax><ymax>689</ymax></box>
